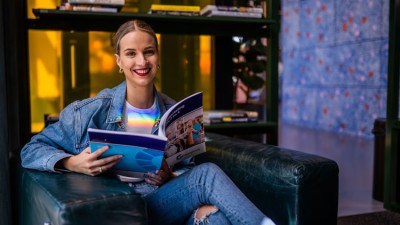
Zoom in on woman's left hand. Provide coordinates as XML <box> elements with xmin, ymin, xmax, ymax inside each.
<box><xmin>144</xmin><ymin>159</ymin><xmax>174</xmax><ymax>186</ymax></box>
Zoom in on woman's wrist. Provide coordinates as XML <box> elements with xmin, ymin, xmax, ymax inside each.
<box><xmin>54</xmin><ymin>157</ymin><xmax>71</xmax><ymax>173</ymax></box>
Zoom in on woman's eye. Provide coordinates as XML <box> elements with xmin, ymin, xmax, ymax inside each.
<box><xmin>126</xmin><ymin>52</ymin><xmax>136</xmax><ymax>57</ymax></box>
<box><xmin>144</xmin><ymin>50</ymin><xmax>155</xmax><ymax>56</ymax></box>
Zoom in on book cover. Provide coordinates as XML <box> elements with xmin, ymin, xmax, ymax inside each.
<box><xmin>68</xmin><ymin>0</ymin><xmax>125</xmax><ymax>6</ymax></box>
<box><xmin>200</xmin><ymin>5</ymin><xmax>263</xmax><ymax>15</ymax></box>
<box><xmin>150</xmin><ymin>4</ymin><xmax>200</xmax><ymax>12</ymax></box>
<box><xmin>89</xmin><ymin>129</ymin><xmax>166</xmax><ymax>176</ymax></box>
<box><xmin>89</xmin><ymin>92</ymin><xmax>206</xmax><ymax>177</ymax></box>
<box><xmin>201</xmin><ymin>10</ymin><xmax>262</xmax><ymax>18</ymax></box>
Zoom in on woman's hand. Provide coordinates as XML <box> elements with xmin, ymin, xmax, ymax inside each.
<box><xmin>59</xmin><ymin>146</ymin><xmax>122</xmax><ymax>176</ymax></box>
<box><xmin>144</xmin><ymin>159</ymin><xmax>175</xmax><ymax>186</ymax></box>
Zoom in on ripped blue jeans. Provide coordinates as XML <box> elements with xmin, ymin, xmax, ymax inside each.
<box><xmin>186</xmin><ymin>207</ymin><xmax>231</xmax><ymax>225</ymax></box>
<box><xmin>143</xmin><ymin>162</ymin><xmax>270</xmax><ymax>225</ymax></box>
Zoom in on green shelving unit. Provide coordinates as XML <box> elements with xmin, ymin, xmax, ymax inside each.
<box><xmin>27</xmin><ymin>2</ymin><xmax>280</xmax><ymax>144</ymax></box>
<box><xmin>384</xmin><ymin>0</ymin><xmax>400</xmax><ymax>212</ymax></box>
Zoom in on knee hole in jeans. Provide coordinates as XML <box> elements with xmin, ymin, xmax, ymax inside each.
<box><xmin>193</xmin><ymin>206</ymin><xmax>219</xmax><ymax>225</ymax></box>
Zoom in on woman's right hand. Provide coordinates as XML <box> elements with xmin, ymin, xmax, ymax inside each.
<box><xmin>59</xmin><ymin>146</ymin><xmax>122</xmax><ymax>176</ymax></box>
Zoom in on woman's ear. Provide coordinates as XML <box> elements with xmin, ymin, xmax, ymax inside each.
<box><xmin>115</xmin><ymin>54</ymin><xmax>121</xmax><ymax>68</ymax></box>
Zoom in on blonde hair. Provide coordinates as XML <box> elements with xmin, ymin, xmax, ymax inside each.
<box><xmin>113</xmin><ymin>20</ymin><xmax>158</xmax><ymax>55</ymax></box>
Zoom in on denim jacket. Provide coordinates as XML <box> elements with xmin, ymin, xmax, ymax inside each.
<box><xmin>20</xmin><ymin>81</ymin><xmax>176</xmax><ymax>172</ymax></box>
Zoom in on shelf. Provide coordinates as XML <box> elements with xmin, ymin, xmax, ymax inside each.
<box><xmin>28</xmin><ymin>9</ymin><xmax>273</xmax><ymax>37</ymax></box>
<box><xmin>205</xmin><ymin>121</ymin><xmax>277</xmax><ymax>135</ymax></box>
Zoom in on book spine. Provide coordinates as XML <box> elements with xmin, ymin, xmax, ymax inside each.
<box><xmin>202</xmin><ymin>10</ymin><xmax>262</xmax><ymax>18</ymax></box>
<box><xmin>206</xmin><ymin>117</ymin><xmax>258</xmax><ymax>124</ymax></box>
<box><xmin>205</xmin><ymin>112</ymin><xmax>247</xmax><ymax>118</ymax></box>
<box><xmin>204</xmin><ymin>111</ymin><xmax>259</xmax><ymax>124</ymax></box>
<box><xmin>68</xmin><ymin>0</ymin><xmax>125</xmax><ymax>6</ymax></box>
<box><xmin>220</xmin><ymin>6</ymin><xmax>263</xmax><ymax>13</ymax></box>
<box><xmin>200</xmin><ymin>5</ymin><xmax>263</xmax><ymax>15</ymax></box>
<box><xmin>60</xmin><ymin>4</ymin><xmax>119</xmax><ymax>12</ymax></box>
<box><xmin>204</xmin><ymin>110</ymin><xmax>258</xmax><ymax>118</ymax></box>
<box><xmin>149</xmin><ymin>10</ymin><xmax>200</xmax><ymax>16</ymax></box>
<box><xmin>150</xmin><ymin>4</ymin><xmax>200</xmax><ymax>12</ymax></box>
<box><xmin>79</xmin><ymin>6</ymin><xmax>118</xmax><ymax>12</ymax></box>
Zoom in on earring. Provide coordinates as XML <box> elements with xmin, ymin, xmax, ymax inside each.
<box><xmin>157</xmin><ymin>64</ymin><xmax>160</xmax><ymax>70</ymax></box>
<box><xmin>119</xmin><ymin>68</ymin><xmax>123</xmax><ymax>73</ymax></box>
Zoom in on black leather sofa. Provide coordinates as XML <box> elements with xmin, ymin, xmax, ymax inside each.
<box><xmin>18</xmin><ymin>133</ymin><xmax>339</xmax><ymax>225</ymax></box>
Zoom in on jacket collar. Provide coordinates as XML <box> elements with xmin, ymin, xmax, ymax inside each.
<box><xmin>106</xmin><ymin>81</ymin><xmax>169</xmax><ymax>125</ymax></box>
<box><xmin>106</xmin><ymin>81</ymin><xmax>126</xmax><ymax>124</ymax></box>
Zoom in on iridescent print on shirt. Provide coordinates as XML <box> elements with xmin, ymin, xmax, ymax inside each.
<box><xmin>124</xmin><ymin>100</ymin><xmax>160</xmax><ymax>134</ymax></box>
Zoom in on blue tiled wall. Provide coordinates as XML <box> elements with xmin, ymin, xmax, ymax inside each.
<box><xmin>280</xmin><ymin>0</ymin><xmax>389</xmax><ymax>138</ymax></box>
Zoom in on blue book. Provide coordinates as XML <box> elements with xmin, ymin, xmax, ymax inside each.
<box><xmin>88</xmin><ymin>128</ymin><xmax>167</xmax><ymax>177</ymax></box>
<box><xmin>88</xmin><ymin>92</ymin><xmax>206</xmax><ymax>179</ymax></box>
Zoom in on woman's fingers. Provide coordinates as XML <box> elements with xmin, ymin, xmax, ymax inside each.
<box><xmin>144</xmin><ymin>169</ymin><xmax>171</xmax><ymax>186</ymax></box>
<box><xmin>145</xmin><ymin>172</ymin><xmax>162</xmax><ymax>186</ymax></box>
<box><xmin>89</xmin><ymin>145</ymin><xmax>110</xmax><ymax>158</ymax></box>
<box><xmin>96</xmin><ymin>154</ymin><xmax>123</xmax><ymax>166</ymax></box>
<box><xmin>76</xmin><ymin>146</ymin><xmax>122</xmax><ymax>176</ymax></box>
<box><xmin>95</xmin><ymin>156</ymin><xmax>122</xmax><ymax>173</ymax></box>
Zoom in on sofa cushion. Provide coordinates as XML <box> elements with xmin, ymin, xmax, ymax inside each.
<box><xmin>19</xmin><ymin>167</ymin><xmax>147</xmax><ymax>225</ymax></box>
<box><xmin>197</xmin><ymin>133</ymin><xmax>339</xmax><ymax>225</ymax></box>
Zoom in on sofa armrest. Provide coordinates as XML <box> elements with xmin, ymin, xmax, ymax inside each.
<box><xmin>196</xmin><ymin>133</ymin><xmax>339</xmax><ymax>225</ymax></box>
<box><xmin>18</xmin><ymin>167</ymin><xmax>147</xmax><ymax>225</ymax></box>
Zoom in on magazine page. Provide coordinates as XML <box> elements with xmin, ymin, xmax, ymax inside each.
<box><xmin>158</xmin><ymin>92</ymin><xmax>206</xmax><ymax>166</ymax></box>
<box><xmin>88</xmin><ymin>128</ymin><xmax>167</xmax><ymax>177</ymax></box>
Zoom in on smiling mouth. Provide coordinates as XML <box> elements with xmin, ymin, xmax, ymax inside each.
<box><xmin>132</xmin><ymin>68</ymin><xmax>151</xmax><ymax>76</ymax></box>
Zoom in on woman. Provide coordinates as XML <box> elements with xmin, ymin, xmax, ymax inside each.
<box><xmin>20</xmin><ymin>19</ymin><xmax>275</xmax><ymax>225</ymax></box>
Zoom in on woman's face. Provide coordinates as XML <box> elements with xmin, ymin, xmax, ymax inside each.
<box><xmin>115</xmin><ymin>30</ymin><xmax>159</xmax><ymax>88</ymax></box>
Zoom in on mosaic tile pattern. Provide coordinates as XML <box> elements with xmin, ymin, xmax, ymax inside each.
<box><xmin>281</xmin><ymin>0</ymin><xmax>389</xmax><ymax>138</ymax></box>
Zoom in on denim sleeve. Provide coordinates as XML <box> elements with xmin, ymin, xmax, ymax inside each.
<box><xmin>20</xmin><ymin>102</ymin><xmax>83</xmax><ymax>172</ymax></box>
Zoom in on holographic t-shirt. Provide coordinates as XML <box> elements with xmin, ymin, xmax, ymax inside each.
<box><xmin>123</xmin><ymin>98</ymin><xmax>160</xmax><ymax>134</ymax></box>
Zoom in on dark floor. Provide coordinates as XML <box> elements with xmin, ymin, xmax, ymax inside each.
<box><xmin>278</xmin><ymin>122</ymin><xmax>385</xmax><ymax>217</ymax></box>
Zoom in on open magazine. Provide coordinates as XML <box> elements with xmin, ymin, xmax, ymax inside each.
<box><xmin>88</xmin><ymin>92</ymin><xmax>205</xmax><ymax>179</ymax></box>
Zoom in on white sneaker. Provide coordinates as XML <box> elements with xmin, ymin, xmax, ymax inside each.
<box><xmin>261</xmin><ymin>217</ymin><xmax>276</xmax><ymax>225</ymax></box>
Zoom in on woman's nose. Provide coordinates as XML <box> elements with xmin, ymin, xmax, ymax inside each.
<box><xmin>136</xmin><ymin>54</ymin><xmax>147</xmax><ymax>66</ymax></box>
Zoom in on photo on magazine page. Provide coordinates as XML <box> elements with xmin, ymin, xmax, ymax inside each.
<box><xmin>161</xmin><ymin>93</ymin><xmax>206</xmax><ymax>166</ymax></box>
